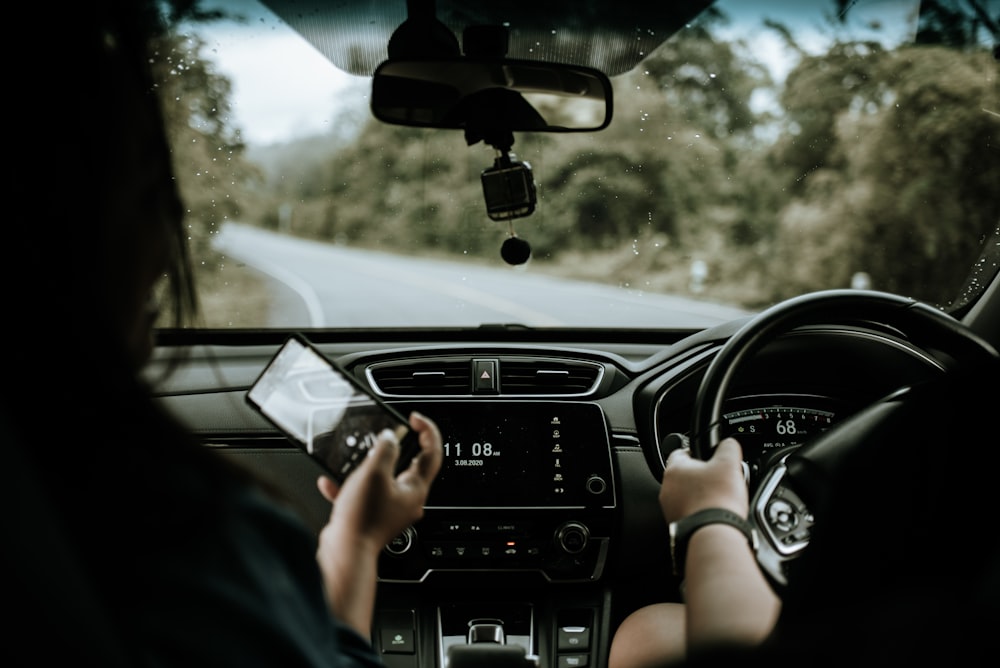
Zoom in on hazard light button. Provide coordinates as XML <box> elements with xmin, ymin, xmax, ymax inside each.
<box><xmin>473</xmin><ymin>359</ymin><xmax>499</xmax><ymax>393</ymax></box>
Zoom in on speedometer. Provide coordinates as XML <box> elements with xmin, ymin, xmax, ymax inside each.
<box><xmin>720</xmin><ymin>396</ymin><xmax>844</xmax><ymax>473</ymax></box>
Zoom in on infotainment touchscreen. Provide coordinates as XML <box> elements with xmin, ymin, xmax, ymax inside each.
<box><xmin>394</xmin><ymin>400</ymin><xmax>614</xmax><ymax>509</ymax></box>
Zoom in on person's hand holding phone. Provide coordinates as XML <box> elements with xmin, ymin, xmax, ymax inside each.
<box><xmin>314</xmin><ymin>411</ymin><xmax>443</xmax><ymax>635</ymax></box>
<box><xmin>318</xmin><ymin>410</ymin><xmax>442</xmax><ymax>548</ymax></box>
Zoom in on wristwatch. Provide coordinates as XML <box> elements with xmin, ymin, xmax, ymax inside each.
<box><xmin>669</xmin><ymin>508</ymin><xmax>759</xmax><ymax>578</ymax></box>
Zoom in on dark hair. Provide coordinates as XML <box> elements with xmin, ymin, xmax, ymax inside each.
<box><xmin>96</xmin><ymin>0</ymin><xmax>200</xmax><ymax>340</ymax></box>
<box><xmin>5</xmin><ymin>0</ymin><xmax>234</xmax><ymax>617</ymax></box>
<box><xmin>11</xmin><ymin>0</ymin><xmax>198</xmax><ymax>362</ymax></box>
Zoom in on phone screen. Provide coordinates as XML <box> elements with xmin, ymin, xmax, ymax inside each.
<box><xmin>246</xmin><ymin>335</ymin><xmax>419</xmax><ymax>483</ymax></box>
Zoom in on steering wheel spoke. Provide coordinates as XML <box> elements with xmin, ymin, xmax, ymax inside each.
<box><xmin>750</xmin><ymin>455</ymin><xmax>814</xmax><ymax>587</ymax></box>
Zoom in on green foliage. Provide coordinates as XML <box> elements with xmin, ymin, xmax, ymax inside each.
<box><xmin>638</xmin><ymin>10</ymin><xmax>771</xmax><ymax>137</ymax></box>
<box><xmin>150</xmin><ymin>27</ymin><xmax>261</xmax><ymax>270</ymax></box>
<box><xmin>772</xmin><ymin>41</ymin><xmax>888</xmax><ymax>190</ymax></box>
<box><xmin>912</xmin><ymin>0</ymin><xmax>1000</xmax><ymax>49</ymax></box>
<box><xmin>767</xmin><ymin>46</ymin><xmax>1000</xmax><ymax>306</ymax></box>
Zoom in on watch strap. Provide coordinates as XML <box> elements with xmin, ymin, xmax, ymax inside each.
<box><xmin>669</xmin><ymin>508</ymin><xmax>758</xmax><ymax>578</ymax></box>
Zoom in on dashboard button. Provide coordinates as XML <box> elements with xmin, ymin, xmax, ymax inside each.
<box><xmin>558</xmin><ymin>626</ymin><xmax>590</xmax><ymax>651</ymax></box>
<box><xmin>474</xmin><ymin>359</ymin><xmax>498</xmax><ymax>393</ymax></box>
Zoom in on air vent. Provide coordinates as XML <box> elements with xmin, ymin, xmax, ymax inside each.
<box><xmin>500</xmin><ymin>359</ymin><xmax>603</xmax><ymax>395</ymax></box>
<box><xmin>368</xmin><ymin>359</ymin><xmax>471</xmax><ymax>395</ymax></box>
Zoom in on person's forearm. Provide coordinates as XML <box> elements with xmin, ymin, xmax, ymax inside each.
<box><xmin>318</xmin><ymin>528</ymin><xmax>383</xmax><ymax>639</ymax></box>
<box><xmin>682</xmin><ymin>524</ymin><xmax>780</xmax><ymax>654</ymax></box>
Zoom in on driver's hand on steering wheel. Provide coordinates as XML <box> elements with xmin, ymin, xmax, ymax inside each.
<box><xmin>660</xmin><ymin>438</ymin><xmax>749</xmax><ymax>524</ymax></box>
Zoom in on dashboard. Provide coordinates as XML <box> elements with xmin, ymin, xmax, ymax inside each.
<box><xmin>152</xmin><ymin>321</ymin><xmax>948</xmax><ymax>668</ymax></box>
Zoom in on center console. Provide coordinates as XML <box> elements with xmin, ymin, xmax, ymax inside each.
<box><xmin>374</xmin><ymin>400</ymin><xmax>618</xmax><ymax>668</ymax></box>
<box><xmin>379</xmin><ymin>400</ymin><xmax>617</xmax><ymax>582</ymax></box>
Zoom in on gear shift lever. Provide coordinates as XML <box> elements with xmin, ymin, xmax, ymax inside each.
<box><xmin>447</xmin><ymin>644</ymin><xmax>537</xmax><ymax>668</ymax></box>
<box><xmin>447</xmin><ymin>616</ymin><xmax>537</xmax><ymax>668</ymax></box>
<box><xmin>468</xmin><ymin>619</ymin><xmax>505</xmax><ymax>644</ymax></box>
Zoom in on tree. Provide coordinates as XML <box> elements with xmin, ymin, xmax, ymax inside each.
<box><xmin>767</xmin><ymin>45</ymin><xmax>999</xmax><ymax>305</ymax></box>
<box><xmin>151</xmin><ymin>3</ymin><xmax>261</xmax><ymax>269</ymax></box>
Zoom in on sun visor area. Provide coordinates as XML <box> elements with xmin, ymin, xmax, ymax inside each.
<box><xmin>260</xmin><ymin>0</ymin><xmax>716</xmax><ymax>76</ymax></box>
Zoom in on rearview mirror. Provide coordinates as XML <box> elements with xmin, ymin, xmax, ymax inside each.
<box><xmin>371</xmin><ymin>58</ymin><xmax>613</xmax><ymax>132</ymax></box>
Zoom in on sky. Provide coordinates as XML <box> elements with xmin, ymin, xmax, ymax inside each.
<box><xmin>206</xmin><ymin>30</ymin><xmax>363</xmax><ymax>144</ymax></box>
<box><xmin>191</xmin><ymin>0</ymin><xmax>921</xmax><ymax>146</ymax></box>
<box><xmin>194</xmin><ymin>1</ymin><xmax>369</xmax><ymax>145</ymax></box>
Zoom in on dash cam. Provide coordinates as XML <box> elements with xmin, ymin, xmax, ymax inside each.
<box><xmin>481</xmin><ymin>153</ymin><xmax>536</xmax><ymax>221</ymax></box>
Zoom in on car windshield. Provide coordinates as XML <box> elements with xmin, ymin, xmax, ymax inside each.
<box><xmin>157</xmin><ymin>0</ymin><xmax>999</xmax><ymax>331</ymax></box>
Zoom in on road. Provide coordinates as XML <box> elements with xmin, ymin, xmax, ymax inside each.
<box><xmin>213</xmin><ymin>223</ymin><xmax>751</xmax><ymax>328</ymax></box>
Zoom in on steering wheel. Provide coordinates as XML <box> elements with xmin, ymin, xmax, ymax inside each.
<box><xmin>689</xmin><ymin>289</ymin><xmax>999</xmax><ymax>590</ymax></box>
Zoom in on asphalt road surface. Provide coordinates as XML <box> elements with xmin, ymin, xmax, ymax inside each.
<box><xmin>213</xmin><ymin>223</ymin><xmax>751</xmax><ymax>329</ymax></box>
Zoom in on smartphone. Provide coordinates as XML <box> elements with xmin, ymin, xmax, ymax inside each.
<box><xmin>246</xmin><ymin>334</ymin><xmax>421</xmax><ymax>484</ymax></box>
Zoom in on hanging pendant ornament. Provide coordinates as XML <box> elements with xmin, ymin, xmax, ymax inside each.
<box><xmin>500</xmin><ymin>221</ymin><xmax>531</xmax><ymax>265</ymax></box>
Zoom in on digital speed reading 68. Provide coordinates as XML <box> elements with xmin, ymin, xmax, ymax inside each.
<box><xmin>721</xmin><ymin>402</ymin><xmax>838</xmax><ymax>464</ymax></box>
<box><xmin>443</xmin><ymin>441</ymin><xmax>500</xmax><ymax>466</ymax></box>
